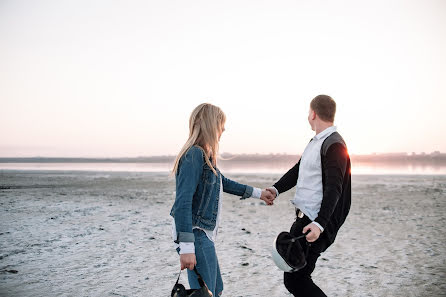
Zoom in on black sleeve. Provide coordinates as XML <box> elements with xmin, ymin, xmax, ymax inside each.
<box><xmin>315</xmin><ymin>143</ymin><xmax>348</xmax><ymax>229</ymax></box>
<box><xmin>272</xmin><ymin>159</ymin><xmax>301</xmax><ymax>194</ymax></box>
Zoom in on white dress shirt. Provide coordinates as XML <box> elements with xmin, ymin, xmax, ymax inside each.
<box><xmin>271</xmin><ymin>126</ymin><xmax>337</xmax><ymax>232</ymax></box>
<box><xmin>293</xmin><ymin>126</ymin><xmax>337</xmax><ymax>228</ymax></box>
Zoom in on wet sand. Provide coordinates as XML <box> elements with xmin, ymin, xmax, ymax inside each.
<box><xmin>0</xmin><ymin>171</ymin><xmax>445</xmax><ymax>296</ymax></box>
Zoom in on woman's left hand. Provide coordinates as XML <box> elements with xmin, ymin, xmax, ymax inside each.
<box><xmin>180</xmin><ymin>253</ymin><xmax>196</xmax><ymax>270</ymax></box>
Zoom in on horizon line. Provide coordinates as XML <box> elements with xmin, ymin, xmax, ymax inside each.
<box><xmin>0</xmin><ymin>151</ymin><xmax>444</xmax><ymax>159</ymax></box>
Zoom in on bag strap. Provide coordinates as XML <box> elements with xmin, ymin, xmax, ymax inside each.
<box><xmin>175</xmin><ymin>270</ymin><xmax>181</xmax><ymax>286</ymax></box>
<box><xmin>193</xmin><ymin>267</ymin><xmax>206</xmax><ymax>287</ymax></box>
<box><xmin>175</xmin><ymin>267</ymin><xmax>207</xmax><ymax>288</ymax></box>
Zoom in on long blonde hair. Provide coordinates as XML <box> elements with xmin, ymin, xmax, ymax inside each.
<box><xmin>172</xmin><ymin>103</ymin><xmax>226</xmax><ymax>176</ymax></box>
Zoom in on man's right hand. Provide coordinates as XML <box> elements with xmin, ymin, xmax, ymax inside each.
<box><xmin>266</xmin><ymin>187</ymin><xmax>277</xmax><ymax>198</ymax></box>
<box><xmin>180</xmin><ymin>253</ymin><xmax>196</xmax><ymax>270</ymax></box>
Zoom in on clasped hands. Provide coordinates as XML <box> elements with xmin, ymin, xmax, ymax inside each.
<box><xmin>260</xmin><ymin>187</ymin><xmax>277</xmax><ymax>205</ymax></box>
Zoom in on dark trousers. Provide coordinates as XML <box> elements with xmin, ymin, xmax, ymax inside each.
<box><xmin>283</xmin><ymin>213</ymin><xmax>327</xmax><ymax>297</ymax></box>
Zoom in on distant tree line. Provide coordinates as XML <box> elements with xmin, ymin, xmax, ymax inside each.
<box><xmin>1</xmin><ymin>151</ymin><xmax>445</xmax><ymax>164</ymax></box>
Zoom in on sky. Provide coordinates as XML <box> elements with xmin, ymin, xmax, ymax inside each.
<box><xmin>1</xmin><ymin>0</ymin><xmax>445</xmax><ymax>157</ymax></box>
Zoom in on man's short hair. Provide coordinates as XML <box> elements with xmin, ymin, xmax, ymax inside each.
<box><xmin>310</xmin><ymin>95</ymin><xmax>336</xmax><ymax>122</ymax></box>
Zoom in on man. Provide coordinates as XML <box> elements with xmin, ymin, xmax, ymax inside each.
<box><xmin>267</xmin><ymin>95</ymin><xmax>351</xmax><ymax>296</ymax></box>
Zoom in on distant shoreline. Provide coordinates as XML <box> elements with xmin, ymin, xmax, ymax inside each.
<box><xmin>0</xmin><ymin>152</ymin><xmax>445</xmax><ymax>164</ymax></box>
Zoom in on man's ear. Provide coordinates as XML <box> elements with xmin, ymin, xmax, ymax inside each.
<box><xmin>310</xmin><ymin>110</ymin><xmax>316</xmax><ymax>120</ymax></box>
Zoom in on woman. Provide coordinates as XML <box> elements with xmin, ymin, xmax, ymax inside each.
<box><xmin>170</xmin><ymin>103</ymin><xmax>274</xmax><ymax>296</ymax></box>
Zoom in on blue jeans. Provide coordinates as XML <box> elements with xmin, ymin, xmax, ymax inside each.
<box><xmin>187</xmin><ymin>229</ymin><xmax>223</xmax><ymax>296</ymax></box>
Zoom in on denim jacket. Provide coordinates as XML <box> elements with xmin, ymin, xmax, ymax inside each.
<box><xmin>170</xmin><ymin>146</ymin><xmax>253</xmax><ymax>243</ymax></box>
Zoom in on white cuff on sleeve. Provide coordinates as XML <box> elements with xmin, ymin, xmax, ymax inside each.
<box><xmin>179</xmin><ymin>242</ymin><xmax>195</xmax><ymax>254</ymax></box>
<box><xmin>251</xmin><ymin>187</ymin><xmax>262</xmax><ymax>199</ymax></box>
<box><xmin>312</xmin><ymin>221</ymin><xmax>324</xmax><ymax>233</ymax></box>
<box><xmin>269</xmin><ymin>186</ymin><xmax>279</xmax><ymax>198</ymax></box>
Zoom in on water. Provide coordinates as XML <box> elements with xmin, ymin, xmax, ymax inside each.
<box><xmin>1</xmin><ymin>162</ymin><xmax>445</xmax><ymax>175</ymax></box>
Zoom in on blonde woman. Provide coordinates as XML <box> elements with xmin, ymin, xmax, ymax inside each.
<box><xmin>170</xmin><ymin>103</ymin><xmax>274</xmax><ymax>296</ymax></box>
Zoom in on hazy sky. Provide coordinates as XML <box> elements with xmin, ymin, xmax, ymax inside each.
<box><xmin>1</xmin><ymin>0</ymin><xmax>445</xmax><ymax>157</ymax></box>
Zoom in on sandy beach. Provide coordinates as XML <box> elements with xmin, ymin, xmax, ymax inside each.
<box><xmin>0</xmin><ymin>170</ymin><xmax>445</xmax><ymax>297</ymax></box>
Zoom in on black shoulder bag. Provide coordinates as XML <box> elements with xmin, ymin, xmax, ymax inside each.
<box><xmin>171</xmin><ymin>268</ymin><xmax>213</xmax><ymax>297</ymax></box>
